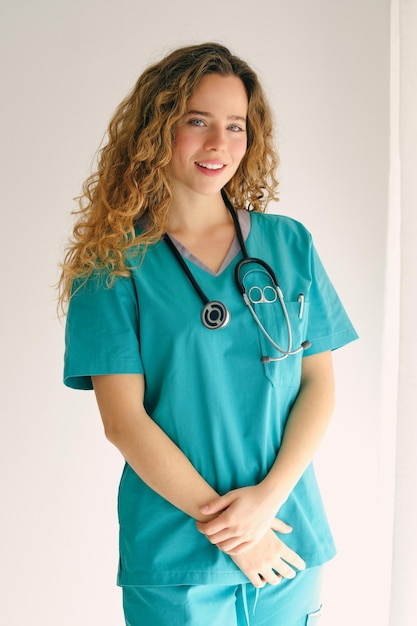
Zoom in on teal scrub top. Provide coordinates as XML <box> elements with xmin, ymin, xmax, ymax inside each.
<box><xmin>64</xmin><ymin>211</ymin><xmax>358</xmax><ymax>586</ymax></box>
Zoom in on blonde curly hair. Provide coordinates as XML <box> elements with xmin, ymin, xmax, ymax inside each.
<box><xmin>58</xmin><ymin>42</ymin><xmax>279</xmax><ymax>311</ymax></box>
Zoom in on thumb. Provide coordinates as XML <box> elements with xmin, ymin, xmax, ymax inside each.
<box><xmin>200</xmin><ymin>492</ymin><xmax>235</xmax><ymax>515</ymax></box>
<box><xmin>271</xmin><ymin>517</ymin><xmax>293</xmax><ymax>534</ymax></box>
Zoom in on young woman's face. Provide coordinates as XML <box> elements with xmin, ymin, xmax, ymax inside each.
<box><xmin>168</xmin><ymin>73</ymin><xmax>248</xmax><ymax>201</ymax></box>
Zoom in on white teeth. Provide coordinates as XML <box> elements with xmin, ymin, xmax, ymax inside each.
<box><xmin>197</xmin><ymin>162</ymin><xmax>224</xmax><ymax>170</ymax></box>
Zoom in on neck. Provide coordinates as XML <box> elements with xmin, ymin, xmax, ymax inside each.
<box><xmin>167</xmin><ymin>191</ymin><xmax>231</xmax><ymax>235</ymax></box>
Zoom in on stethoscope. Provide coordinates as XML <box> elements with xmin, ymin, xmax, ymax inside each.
<box><xmin>163</xmin><ymin>191</ymin><xmax>311</xmax><ymax>362</ymax></box>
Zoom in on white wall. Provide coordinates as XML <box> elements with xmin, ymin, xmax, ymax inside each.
<box><xmin>389</xmin><ymin>1</ymin><xmax>417</xmax><ymax>624</ymax></box>
<box><xmin>0</xmin><ymin>1</ymin><xmax>391</xmax><ymax>625</ymax></box>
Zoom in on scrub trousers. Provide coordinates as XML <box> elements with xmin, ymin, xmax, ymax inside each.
<box><xmin>122</xmin><ymin>566</ymin><xmax>323</xmax><ymax>626</ymax></box>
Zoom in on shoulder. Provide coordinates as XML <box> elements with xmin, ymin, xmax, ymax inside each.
<box><xmin>249</xmin><ymin>210</ymin><xmax>313</xmax><ymax>248</ymax></box>
<box><xmin>250</xmin><ymin>210</ymin><xmax>310</xmax><ymax>233</ymax></box>
<box><xmin>69</xmin><ymin>269</ymin><xmax>138</xmax><ymax>311</ymax></box>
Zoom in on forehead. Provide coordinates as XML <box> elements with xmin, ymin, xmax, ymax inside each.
<box><xmin>187</xmin><ymin>74</ymin><xmax>248</xmax><ymax>115</ymax></box>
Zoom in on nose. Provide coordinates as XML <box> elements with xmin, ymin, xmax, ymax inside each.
<box><xmin>204</xmin><ymin>126</ymin><xmax>227</xmax><ymax>151</ymax></box>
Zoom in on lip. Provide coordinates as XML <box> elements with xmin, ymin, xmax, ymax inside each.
<box><xmin>195</xmin><ymin>161</ymin><xmax>227</xmax><ymax>176</ymax></box>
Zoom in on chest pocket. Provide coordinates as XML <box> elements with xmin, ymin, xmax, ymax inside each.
<box><xmin>253</xmin><ymin>298</ymin><xmax>310</xmax><ymax>387</ymax></box>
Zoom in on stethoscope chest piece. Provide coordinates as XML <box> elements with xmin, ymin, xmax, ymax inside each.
<box><xmin>201</xmin><ymin>301</ymin><xmax>230</xmax><ymax>329</ymax></box>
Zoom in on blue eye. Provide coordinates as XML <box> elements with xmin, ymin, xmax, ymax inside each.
<box><xmin>189</xmin><ymin>119</ymin><xmax>205</xmax><ymax>127</ymax></box>
<box><xmin>228</xmin><ymin>123</ymin><xmax>247</xmax><ymax>132</ymax></box>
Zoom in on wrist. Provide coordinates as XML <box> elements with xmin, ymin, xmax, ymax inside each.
<box><xmin>258</xmin><ymin>476</ymin><xmax>288</xmax><ymax>513</ymax></box>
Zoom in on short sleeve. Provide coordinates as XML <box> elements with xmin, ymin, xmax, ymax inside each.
<box><xmin>64</xmin><ymin>273</ymin><xmax>143</xmax><ymax>390</ymax></box>
<box><xmin>303</xmin><ymin>243</ymin><xmax>358</xmax><ymax>355</ymax></box>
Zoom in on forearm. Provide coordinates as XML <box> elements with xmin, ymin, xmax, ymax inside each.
<box><xmin>93</xmin><ymin>375</ymin><xmax>218</xmax><ymax>521</ymax></box>
<box><xmin>114</xmin><ymin>415</ymin><xmax>219</xmax><ymax>519</ymax></box>
<box><xmin>261</xmin><ymin>351</ymin><xmax>335</xmax><ymax>508</ymax></box>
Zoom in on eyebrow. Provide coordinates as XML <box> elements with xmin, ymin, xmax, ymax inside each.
<box><xmin>186</xmin><ymin>109</ymin><xmax>247</xmax><ymax>123</ymax></box>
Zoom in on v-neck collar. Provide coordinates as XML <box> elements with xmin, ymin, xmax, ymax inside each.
<box><xmin>167</xmin><ymin>210</ymin><xmax>251</xmax><ymax>277</ymax></box>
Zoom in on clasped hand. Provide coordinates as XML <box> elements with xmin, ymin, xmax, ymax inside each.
<box><xmin>196</xmin><ymin>485</ymin><xmax>305</xmax><ymax>587</ymax></box>
<box><xmin>196</xmin><ymin>485</ymin><xmax>287</xmax><ymax>554</ymax></box>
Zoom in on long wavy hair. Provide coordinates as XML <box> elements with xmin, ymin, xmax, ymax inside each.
<box><xmin>58</xmin><ymin>42</ymin><xmax>279</xmax><ymax>310</ymax></box>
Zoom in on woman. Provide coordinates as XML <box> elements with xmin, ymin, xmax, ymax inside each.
<box><xmin>60</xmin><ymin>42</ymin><xmax>358</xmax><ymax>626</ymax></box>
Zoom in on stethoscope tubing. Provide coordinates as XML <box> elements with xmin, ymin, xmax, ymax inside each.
<box><xmin>163</xmin><ymin>190</ymin><xmax>311</xmax><ymax>357</ymax></box>
<box><xmin>234</xmin><ymin>257</ymin><xmax>281</xmax><ymax>296</ymax></box>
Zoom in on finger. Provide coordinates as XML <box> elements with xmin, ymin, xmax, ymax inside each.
<box><xmin>200</xmin><ymin>492</ymin><xmax>235</xmax><ymax>516</ymax></box>
<box><xmin>217</xmin><ymin>537</ymin><xmax>252</xmax><ymax>554</ymax></box>
<box><xmin>260</xmin><ymin>568</ymin><xmax>283</xmax><ymax>586</ymax></box>
<box><xmin>272</xmin><ymin>559</ymin><xmax>297</xmax><ymax>580</ymax></box>
<box><xmin>279</xmin><ymin>546</ymin><xmax>306</xmax><ymax>571</ymax></box>
<box><xmin>248</xmin><ymin>573</ymin><xmax>267</xmax><ymax>589</ymax></box>
<box><xmin>197</xmin><ymin>520</ymin><xmax>248</xmax><ymax>548</ymax></box>
<box><xmin>204</xmin><ymin>528</ymin><xmax>242</xmax><ymax>545</ymax></box>
<box><xmin>270</xmin><ymin>518</ymin><xmax>293</xmax><ymax>534</ymax></box>
<box><xmin>233</xmin><ymin>562</ymin><xmax>266</xmax><ymax>588</ymax></box>
<box><xmin>196</xmin><ymin>518</ymin><xmax>231</xmax><ymax>537</ymax></box>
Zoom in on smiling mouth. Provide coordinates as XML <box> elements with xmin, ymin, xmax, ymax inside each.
<box><xmin>196</xmin><ymin>162</ymin><xmax>225</xmax><ymax>170</ymax></box>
